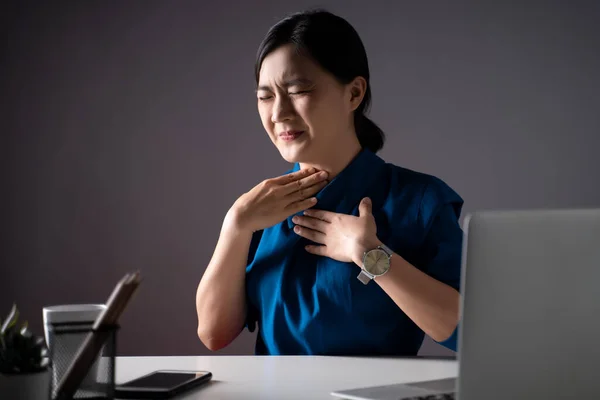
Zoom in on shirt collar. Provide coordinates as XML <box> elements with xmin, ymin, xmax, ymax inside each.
<box><xmin>286</xmin><ymin>149</ymin><xmax>386</xmax><ymax>230</ymax></box>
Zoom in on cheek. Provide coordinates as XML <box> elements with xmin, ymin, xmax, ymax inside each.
<box><xmin>258</xmin><ymin>105</ymin><xmax>274</xmax><ymax>133</ymax></box>
<box><xmin>301</xmin><ymin>95</ymin><xmax>345</xmax><ymax>133</ymax></box>
<box><xmin>296</xmin><ymin>96</ymin><xmax>326</xmax><ymax>126</ymax></box>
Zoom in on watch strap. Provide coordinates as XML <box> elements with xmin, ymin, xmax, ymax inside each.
<box><xmin>379</xmin><ymin>243</ymin><xmax>393</xmax><ymax>257</ymax></box>
<box><xmin>357</xmin><ymin>270</ymin><xmax>374</xmax><ymax>285</ymax></box>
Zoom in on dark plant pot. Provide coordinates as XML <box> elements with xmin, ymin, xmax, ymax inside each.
<box><xmin>0</xmin><ymin>369</ymin><xmax>51</xmax><ymax>400</ymax></box>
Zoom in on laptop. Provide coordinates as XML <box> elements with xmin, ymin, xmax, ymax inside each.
<box><xmin>331</xmin><ymin>208</ymin><xmax>600</xmax><ymax>400</ymax></box>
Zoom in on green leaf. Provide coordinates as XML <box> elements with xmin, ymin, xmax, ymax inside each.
<box><xmin>0</xmin><ymin>304</ymin><xmax>19</xmax><ymax>335</ymax></box>
<box><xmin>0</xmin><ymin>305</ymin><xmax>49</xmax><ymax>373</ymax></box>
<box><xmin>19</xmin><ymin>321</ymin><xmax>31</xmax><ymax>337</ymax></box>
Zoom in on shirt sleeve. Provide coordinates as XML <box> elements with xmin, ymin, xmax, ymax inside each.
<box><xmin>245</xmin><ymin>230</ymin><xmax>263</xmax><ymax>333</ymax></box>
<box><xmin>422</xmin><ymin>202</ymin><xmax>463</xmax><ymax>291</ymax></box>
<box><xmin>420</xmin><ymin>182</ymin><xmax>464</xmax><ymax>351</ymax></box>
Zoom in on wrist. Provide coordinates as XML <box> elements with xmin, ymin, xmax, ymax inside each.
<box><xmin>224</xmin><ymin>207</ymin><xmax>253</xmax><ymax>235</ymax></box>
<box><xmin>353</xmin><ymin>236</ymin><xmax>384</xmax><ymax>267</ymax></box>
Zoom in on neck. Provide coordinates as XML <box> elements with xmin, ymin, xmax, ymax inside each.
<box><xmin>299</xmin><ymin>136</ymin><xmax>362</xmax><ymax>180</ymax></box>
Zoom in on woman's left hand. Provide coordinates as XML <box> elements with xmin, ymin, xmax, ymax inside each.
<box><xmin>292</xmin><ymin>197</ymin><xmax>382</xmax><ymax>266</ymax></box>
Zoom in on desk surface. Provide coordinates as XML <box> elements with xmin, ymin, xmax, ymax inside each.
<box><xmin>116</xmin><ymin>356</ymin><xmax>458</xmax><ymax>400</ymax></box>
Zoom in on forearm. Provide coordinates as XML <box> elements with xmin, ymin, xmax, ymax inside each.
<box><xmin>196</xmin><ymin>214</ymin><xmax>253</xmax><ymax>350</ymax></box>
<box><xmin>368</xmin><ymin>248</ymin><xmax>460</xmax><ymax>343</ymax></box>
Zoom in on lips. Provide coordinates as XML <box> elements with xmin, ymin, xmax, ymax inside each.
<box><xmin>279</xmin><ymin>131</ymin><xmax>305</xmax><ymax>142</ymax></box>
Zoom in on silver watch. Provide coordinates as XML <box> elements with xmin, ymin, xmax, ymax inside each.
<box><xmin>357</xmin><ymin>244</ymin><xmax>393</xmax><ymax>285</ymax></box>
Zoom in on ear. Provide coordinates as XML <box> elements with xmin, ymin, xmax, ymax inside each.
<box><xmin>348</xmin><ymin>76</ymin><xmax>367</xmax><ymax>112</ymax></box>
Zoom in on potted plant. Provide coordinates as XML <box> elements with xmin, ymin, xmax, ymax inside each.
<box><xmin>0</xmin><ymin>304</ymin><xmax>51</xmax><ymax>400</ymax></box>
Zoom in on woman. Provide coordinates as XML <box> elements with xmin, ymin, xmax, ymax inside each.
<box><xmin>196</xmin><ymin>9</ymin><xmax>463</xmax><ymax>356</ymax></box>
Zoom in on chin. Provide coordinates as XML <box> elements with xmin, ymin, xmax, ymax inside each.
<box><xmin>276</xmin><ymin>142</ymin><xmax>313</xmax><ymax>164</ymax></box>
<box><xmin>278</xmin><ymin>149</ymin><xmax>304</xmax><ymax>164</ymax></box>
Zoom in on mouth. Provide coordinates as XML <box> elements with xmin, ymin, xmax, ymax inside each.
<box><xmin>278</xmin><ymin>131</ymin><xmax>305</xmax><ymax>142</ymax></box>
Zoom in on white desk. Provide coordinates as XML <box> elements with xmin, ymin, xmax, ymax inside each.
<box><xmin>116</xmin><ymin>356</ymin><xmax>458</xmax><ymax>400</ymax></box>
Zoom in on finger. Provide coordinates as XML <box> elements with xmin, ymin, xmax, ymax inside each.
<box><xmin>272</xmin><ymin>167</ymin><xmax>317</xmax><ymax>186</ymax></box>
<box><xmin>292</xmin><ymin>215</ymin><xmax>328</xmax><ymax>233</ymax></box>
<box><xmin>282</xmin><ymin>169</ymin><xmax>328</xmax><ymax>196</ymax></box>
<box><xmin>303</xmin><ymin>209</ymin><xmax>335</xmax><ymax>223</ymax></box>
<box><xmin>358</xmin><ymin>197</ymin><xmax>372</xmax><ymax>217</ymax></box>
<box><xmin>287</xmin><ymin>179</ymin><xmax>328</xmax><ymax>203</ymax></box>
<box><xmin>286</xmin><ymin>196</ymin><xmax>318</xmax><ymax>214</ymax></box>
<box><xmin>305</xmin><ymin>245</ymin><xmax>328</xmax><ymax>257</ymax></box>
<box><xmin>293</xmin><ymin>225</ymin><xmax>326</xmax><ymax>244</ymax></box>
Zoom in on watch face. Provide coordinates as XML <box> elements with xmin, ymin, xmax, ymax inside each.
<box><xmin>364</xmin><ymin>248</ymin><xmax>390</xmax><ymax>276</ymax></box>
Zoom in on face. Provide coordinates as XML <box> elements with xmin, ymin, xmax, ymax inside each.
<box><xmin>256</xmin><ymin>44</ymin><xmax>365</xmax><ymax>164</ymax></box>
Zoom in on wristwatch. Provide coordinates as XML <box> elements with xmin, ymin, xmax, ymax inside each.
<box><xmin>357</xmin><ymin>243</ymin><xmax>393</xmax><ymax>285</ymax></box>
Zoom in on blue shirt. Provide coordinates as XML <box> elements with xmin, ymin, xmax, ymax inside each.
<box><xmin>245</xmin><ymin>149</ymin><xmax>464</xmax><ymax>355</ymax></box>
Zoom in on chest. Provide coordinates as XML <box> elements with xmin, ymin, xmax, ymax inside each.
<box><xmin>245</xmin><ymin>202</ymin><xmax>429</xmax><ymax>316</ymax></box>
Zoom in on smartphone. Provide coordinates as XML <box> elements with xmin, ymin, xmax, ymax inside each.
<box><xmin>115</xmin><ymin>370</ymin><xmax>212</xmax><ymax>399</ymax></box>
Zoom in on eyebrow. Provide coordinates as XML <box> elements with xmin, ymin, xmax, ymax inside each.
<box><xmin>256</xmin><ymin>78</ymin><xmax>314</xmax><ymax>92</ymax></box>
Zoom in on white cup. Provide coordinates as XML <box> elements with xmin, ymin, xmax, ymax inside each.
<box><xmin>42</xmin><ymin>304</ymin><xmax>107</xmax><ymax>393</ymax></box>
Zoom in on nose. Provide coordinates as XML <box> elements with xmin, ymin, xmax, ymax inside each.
<box><xmin>271</xmin><ymin>95</ymin><xmax>294</xmax><ymax>123</ymax></box>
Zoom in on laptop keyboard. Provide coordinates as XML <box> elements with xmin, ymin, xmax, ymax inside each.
<box><xmin>401</xmin><ymin>393</ymin><xmax>456</xmax><ymax>400</ymax></box>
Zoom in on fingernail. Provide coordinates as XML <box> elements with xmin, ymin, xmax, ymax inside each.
<box><xmin>294</xmin><ymin>226</ymin><xmax>300</xmax><ymax>233</ymax></box>
<box><xmin>292</xmin><ymin>216</ymin><xmax>298</xmax><ymax>223</ymax></box>
<box><xmin>365</xmin><ymin>197</ymin><xmax>371</xmax><ymax>204</ymax></box>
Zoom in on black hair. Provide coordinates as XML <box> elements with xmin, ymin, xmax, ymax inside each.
<box><xmin>254</xmin><ymin>9</ymin><xmax>385</xmax><ymax>153</ymax></box>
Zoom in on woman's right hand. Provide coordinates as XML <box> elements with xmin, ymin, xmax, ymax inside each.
<box><xmin>226</xmin><ymin>168</ymin><xmax>329</xmax><ymax>233</ymax></box>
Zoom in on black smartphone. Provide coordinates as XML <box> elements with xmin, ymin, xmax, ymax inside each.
<box><xmin>115</xmin><ymin>370</ymin><xmax>212</xmax><ymax>399</ymax></box>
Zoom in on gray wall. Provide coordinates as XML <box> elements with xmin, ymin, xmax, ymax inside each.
<box><xmin>2</xmin><ymin>1</ymin><xmax>599</xmax><ymax>357</ymax></box>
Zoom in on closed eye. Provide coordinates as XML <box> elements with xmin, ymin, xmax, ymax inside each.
<box><xmin>258</xmin><ymin>91</ymin><xmax>310</xmax><ymax>101</ymax></box>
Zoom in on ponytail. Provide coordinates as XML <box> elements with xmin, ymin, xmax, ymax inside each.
<box><xmin>354</xmin><ymin>113</ymin><xmax>385</xmax><ymax>153</ymax></box>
